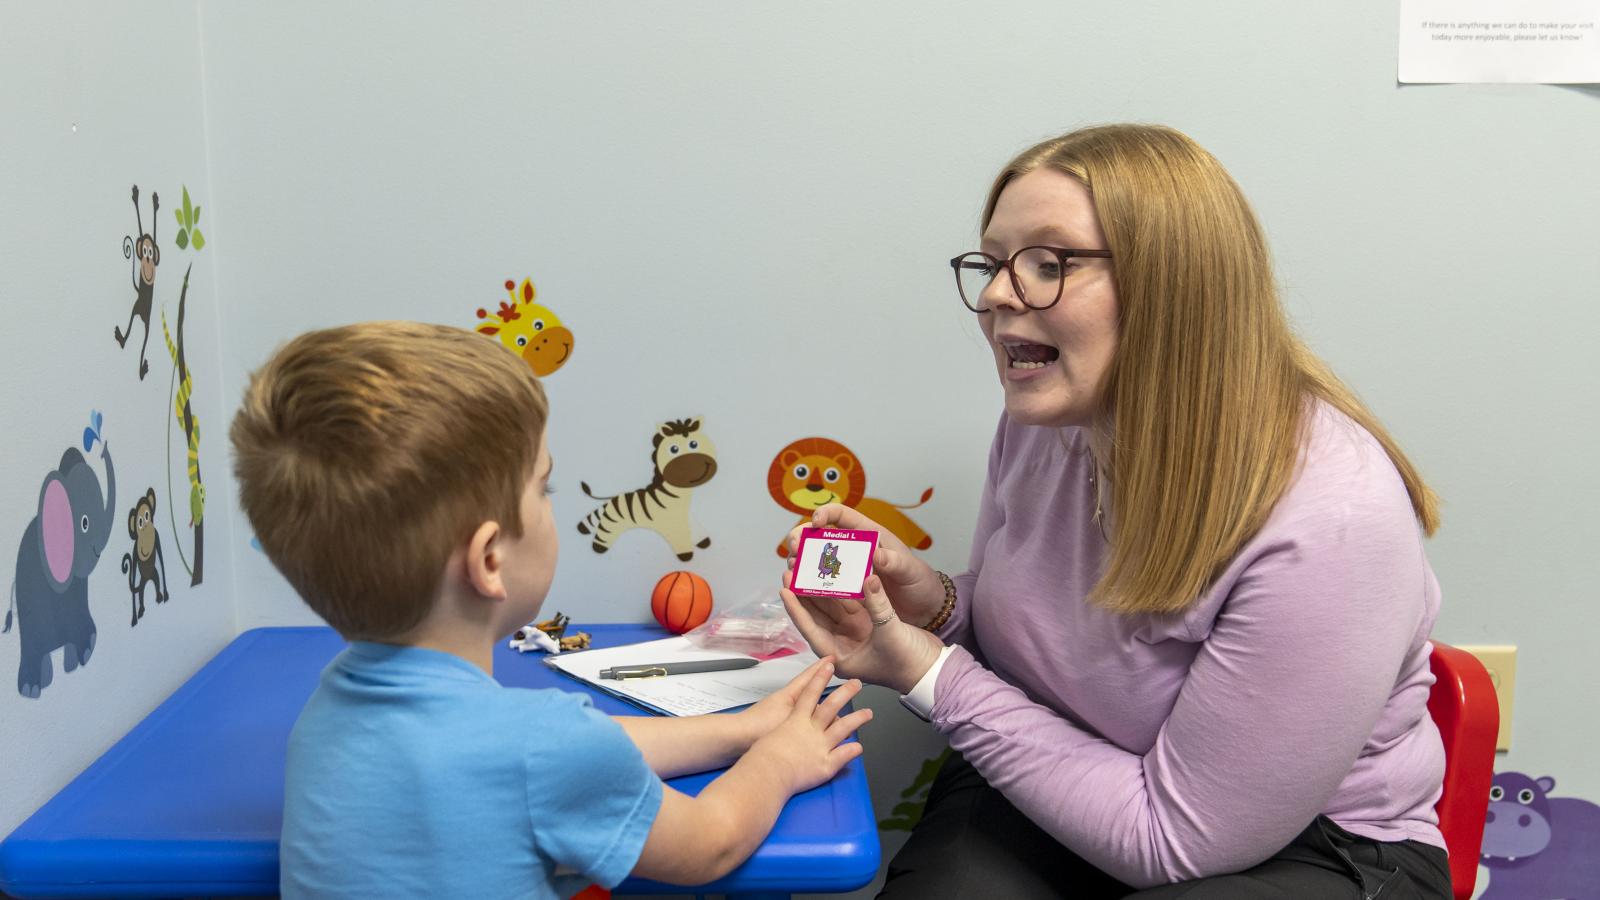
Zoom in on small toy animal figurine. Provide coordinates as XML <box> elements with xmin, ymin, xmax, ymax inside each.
<box><xmin>534</xmin><ymin>613</ymin><xmax>571</xmax><ymax>640</ymax></box>
<box><xmin>121</xmin><ymin>488</ymin><xmax>170</xmax><ymax>626</ymax></box>
<box><xmin>475</xmin><ymin>278</ymin><xmax>575</xmax><ymax>377</ymax></box>
<box><xmin>817</xmin><ymin>542</ymin><xmax>842</xmax><ymax>579</ymax></box>
<box><xmin>579</xmin><ymin>419</ymin><xmax>718</xmax><ymax>561</ymax></box>
<box><xmin>768</xmin><ymin>437</ymin><xmax>934</xmax><ymax>557</ymax></box>
<box><xmin>509</xmin><ymin>612</ymin><xmax>590</xmax><ymax>654</ymax></box>
<box><xmin>6</xmin><ymin>425</ymin><xmax>116</xmax><ymax>697</ymax></box>
<box><xmin>1479</xmin><ymin>771</ymin><xmax>1600</xmax><ymax>899</ymax></box>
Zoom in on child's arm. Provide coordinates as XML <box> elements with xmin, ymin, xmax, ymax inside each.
<box><xmin>629</xmin><ymin>662</ymin><xmax>871</xmax><ymax>885</ymax></box>
<box><xmin>612</xmin><ymin>657</ymin><xmax>831</xmax><ymax>778</ymax></box>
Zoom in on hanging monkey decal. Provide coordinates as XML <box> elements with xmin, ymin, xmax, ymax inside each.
<box><xmin>120</xmin><ymin>488</ymin><xmax>169</xmax><ymax>626</ymax></box>
<box><xmin>116</xmin><ymin>185</ymin><xmax>159</xmax><ymax>380</ymax></box>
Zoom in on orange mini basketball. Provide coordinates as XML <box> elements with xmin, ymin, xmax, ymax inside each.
<box><xmin>651</xmin><ymin>571</ymin><xmax>713</xmax><ymax>634</ymax></box>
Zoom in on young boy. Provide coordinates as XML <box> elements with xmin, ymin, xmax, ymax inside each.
<box><xmin>230</xmin><ymin>322</ymin><xmax>871</xmax><ymax>898</ymax></box>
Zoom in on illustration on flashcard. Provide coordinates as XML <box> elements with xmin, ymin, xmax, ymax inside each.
<box><xmin>115</xmin><ymin>185</ymin><xmax>159</xmax><ymax>380</ymax></box>
<box><xmin>5</xmin><ymin>412</ymin><xmax>115</xmax><ymax>698</ymax></box>
<box><xmin>817</xmin><ymin>543</ymin><xmax>842</xmax><ymax>579</ymax></box>
<box><xmin>578</xmin><ymin>419</ymin><xmax>717</xmax><ymax>562</ymax></box>
<box><xmin>1479</xmin><ymin>770</ymin><xmax>1600</xmax><ymax>899</ymax></box>
<box><xmin>474</xmin><ymin>278</ymin><xmax>574</xmax><ymax>377</ymax></box>
<box><xmin>162</xmin><ymin>264</ymin><xmax>205</xmax><ymax>586</ymax></box>
<box><xmin>120</xmin><ymin>488</ymin><xmax>170</xmax><ymax>627</ymax></box>
<box><xmin>768</xmin><ymin>437</ymin><xmax>934</xmax><ymax>557</ymax></box>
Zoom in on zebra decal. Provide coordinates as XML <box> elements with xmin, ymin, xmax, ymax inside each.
<box><xmin>578</xmin><ymin>419</ymin><xmax>717</xmax><ymax>562</ymax></box>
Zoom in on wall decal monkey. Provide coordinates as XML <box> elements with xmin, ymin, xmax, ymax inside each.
<box><xmin>120</xmin><ymin>488</ymin><xmax>169</xmax><ymax>626</ymax></box>
<box><xmin>116</xmin><ymin>185</ymin><xmax>159</xmax><ymax>380</ymax></box>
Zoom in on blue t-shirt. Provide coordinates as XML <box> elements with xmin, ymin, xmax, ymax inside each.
<box><xmin>280</xmin><ymin>642</ymin><xmax>662</xmax><ymax>899</ymax></box>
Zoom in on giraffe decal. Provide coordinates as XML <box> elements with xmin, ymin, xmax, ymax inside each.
<box><xmin>474</xmin><ymin>278</ymin><xmax>574</xmax><ymax>377</ymax></box>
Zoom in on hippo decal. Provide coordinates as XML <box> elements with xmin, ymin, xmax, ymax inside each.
<box><xmin>1479</xmin><ymin>771</ymin><xmax>1600</xmax><ymax>899</ymax></box>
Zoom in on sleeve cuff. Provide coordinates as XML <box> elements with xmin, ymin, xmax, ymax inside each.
<box><xmin>897</xmin><ymin>645</ymin><xmax>957</xmax><ymax>722</ymax></box>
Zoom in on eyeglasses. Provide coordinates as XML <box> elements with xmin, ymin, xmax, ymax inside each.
<box><xmin>949</xmin><ymin>246</ymin><xmax>1113</xmax><ymax>313</ymax></box>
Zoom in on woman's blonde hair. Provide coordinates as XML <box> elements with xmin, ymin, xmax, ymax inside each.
<box><xmin>230</xmin><ymin>321</ymin><xmax>548</xmax><ymax>639</ymax></box>
<box><xmin>983</xmin><ymin>124</ymin><xmax>1439</xmax><ymax>615</ymax></box>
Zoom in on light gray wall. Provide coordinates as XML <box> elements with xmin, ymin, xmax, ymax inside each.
<box><xmin>3</xmin><ymin>2</ymin><xmax>1596</xmax><ymax>895</ymax></box>
<box><xmin>0</xmin><ymin>1</ymin><xmax>237</xmax><ymax>837</ymax></box>
<box><xmin>195</xmin><ymin>4</ymin><xmax>1600</xmax><ymax>895</ymax></box>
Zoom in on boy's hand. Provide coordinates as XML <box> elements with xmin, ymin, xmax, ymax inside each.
<box><xmin>747</xmin><ymin>660</ymin><xmax>872</xmax><ymax>795</ymax></box>
<box><xmin>736</xmin><ymin>657</ymin><xmax>833</xmax><ymax>746</ymax></box>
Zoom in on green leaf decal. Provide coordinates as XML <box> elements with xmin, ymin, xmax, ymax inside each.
<box><xmin>192</xmin><ymin>205</ymin><xmax>200</xmax><ymax>225</ymax></box>
<box><xmin>176</xmin><ymin>208</ymin><xmax>185</xmax><ymax>227</ymax></box>
<box><xmin>182</xmin><ymin>186</ymin><xmax>193</xmax><ymax>223</ymax></box>
<box><xmin>191</xmin><ymin>230</ymin><xmax>205</xmax><ymax>250</ymax></box>
<box><xmin>176</xmin><ymin>229</ymin><xmax>189</xmax><ymax>250</ymax></box>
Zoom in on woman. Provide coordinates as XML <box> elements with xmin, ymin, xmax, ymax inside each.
<box><xmin>782</xmin><ymin>125</ymin><xmax>1453</xmax><ymax>898</ymax></box>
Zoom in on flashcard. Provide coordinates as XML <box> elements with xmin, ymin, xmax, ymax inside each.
<box><xmin>789</xmin><ymin>527</ymin><xmax>878</xmax><ymax>599</ymax></box>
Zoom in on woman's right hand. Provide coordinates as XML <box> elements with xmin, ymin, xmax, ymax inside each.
<box><xmin>783</xmin><ymin>504</ymin><xmax>947</xmax><ymax>629</ymax></box>
<box><xmin>780</xmin><ymin>576</ymin><xmax>945</xmax><ymax>694</ymax></box>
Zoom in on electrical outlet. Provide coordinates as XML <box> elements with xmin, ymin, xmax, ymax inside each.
<box><xmin>1458</xmin><ymin>644</ymin><xmax>1516</xmax><ymax>751</ymax></box>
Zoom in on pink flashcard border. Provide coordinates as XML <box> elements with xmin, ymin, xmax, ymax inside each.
<box><xmin>789</xmin><ymin>526</ymin><xmax>879</xmax><ymax>600</ymax></box>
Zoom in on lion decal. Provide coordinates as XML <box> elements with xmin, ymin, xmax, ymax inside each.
<box><xmin>768</xmin><ymin>436</ymin><xmax>933</xmax><ymax>557</ymax></box>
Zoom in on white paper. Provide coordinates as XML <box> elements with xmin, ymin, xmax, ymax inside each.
<box><xmin>1400</xmin><ymin>0</ymin><xmax>1600</xmax><ymax>83</ymax></box>
<box><xmin>545</xmin><ymin>635</ymin><xmax>840</xmax><ymax>716</ymax></box>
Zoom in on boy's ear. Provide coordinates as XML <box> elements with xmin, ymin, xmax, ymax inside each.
<box><xmin>463</xmin><ymin>520</ymin><xmax>508</xmax><ymax>601</ymax></box>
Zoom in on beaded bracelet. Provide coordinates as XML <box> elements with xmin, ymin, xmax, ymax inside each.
<box><xmin>923</xmin><ymin>571</ymin><xmax>958</xmax><ymax>632</ymax></box>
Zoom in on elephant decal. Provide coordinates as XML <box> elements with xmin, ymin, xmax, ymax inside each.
<box><xmin>5</xmin><ymin>424</ymin><xmax>116</xmax><ymax>698</ymax></box>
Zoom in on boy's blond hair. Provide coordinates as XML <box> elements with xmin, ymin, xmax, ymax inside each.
<box><xmin>230</xmin><ymin>321</ymin><xmax>548</xmax><ymax>640</ymax></box>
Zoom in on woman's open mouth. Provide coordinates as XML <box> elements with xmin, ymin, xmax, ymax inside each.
<box><xmin>1003</xmin><ymin>341</ymin><xmax>1060</xmax><ymax>370</ymax></box>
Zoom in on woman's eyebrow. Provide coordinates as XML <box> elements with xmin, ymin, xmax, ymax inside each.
<box><xmin>982</xmin><ymin>225</ymin><xmax>1091</xmax><ymax>250</ymax></box>
<box><xmin>1026</xmin><ymin>225</ymin><xmax>1090</xmax><ymax>246</ymax></box>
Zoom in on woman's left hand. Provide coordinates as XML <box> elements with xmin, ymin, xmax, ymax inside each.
<box><xmin>781</xmin><ymin>576</ymin><xmax>945</xmax><ymax>695</ymax></box>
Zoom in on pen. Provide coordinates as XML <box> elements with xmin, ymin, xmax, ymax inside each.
<box><xmin>599</xmin><ymin>658</ymin><xmax>759</xmax><ymax>680</ymax></box>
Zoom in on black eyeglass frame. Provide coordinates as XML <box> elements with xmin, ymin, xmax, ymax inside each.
<box><xmin>949</xmin><ymin>246</ymin><xmax>1114</xmax><ymax>312</ymax></box>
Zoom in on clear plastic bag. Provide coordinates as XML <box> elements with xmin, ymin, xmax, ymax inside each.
<box><xmin>683</xmin><ymin>592</ymin><xmax>810</xmax><ymax>659</ymax></box>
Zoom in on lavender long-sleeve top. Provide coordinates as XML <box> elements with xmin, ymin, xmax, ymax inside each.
<box><xmin>931</xmin><ymin>402</ymin><xmax>1446</xmax><ymax>888</ymax></box>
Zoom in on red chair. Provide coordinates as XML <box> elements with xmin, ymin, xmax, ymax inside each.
<box><xmin>1427</xmin><ymin>641</ymin><xmax>1500</xmax><ymax>900</ymax></box>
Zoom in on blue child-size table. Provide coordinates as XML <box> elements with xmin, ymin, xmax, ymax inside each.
<box><xmin>0</xmin><ymin>625</ymin><xmax>880</xmax><ymax>899</ymax></box>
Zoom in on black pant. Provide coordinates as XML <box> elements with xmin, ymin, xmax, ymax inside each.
<box><xmin>880</xmin><ymin>752</ymin><xmax>1452</xmax><ymax>899</ymax></box>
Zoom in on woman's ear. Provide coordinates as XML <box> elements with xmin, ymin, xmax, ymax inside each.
<box><xmin>462</xmin><ymin>520</ymin><xmax>507</xmax><ymax>601</ymax></box>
